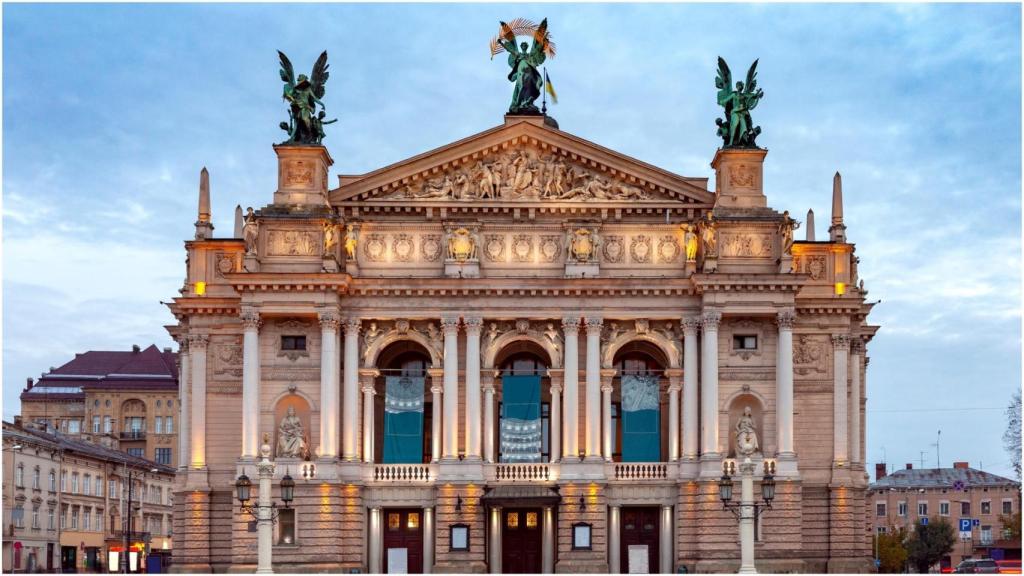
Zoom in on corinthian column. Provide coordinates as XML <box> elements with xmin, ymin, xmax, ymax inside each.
<box><xmin>666</xmin><ymin>369</ymin><xmax>684</xmax><ymax>462</ymax></box>
<box><xmin>547</xmin><ymin>370</ymin><xmax>563</xmax><ymax>463</ymax></box>
<box><xmin>441</xmin><ymin>317</ymin><xmax>461</xmax><ymax>460</ymax></box>
<box><xmin>342</xmin><ymin>319</ymin><xmax>361</xmax><ymax>461</ymax></box>
<box><xmin>775</xmin><ymin>309</ymin><xmax>796</xmax><ymax>457</ymax></box>
<box><xmin>360</xmin><ymin>369</ymin><xmax>379</xmax><ymax>463</ymax></box>
<box><xmin>849</xmin><ymin>340</ymin><xmax>863</xmax><ymax>465</ymax></box>
<box><xmin>318</xmin><ymin>310</ymin><xmax>340</xmax><ymax>459</ymax></box>
<box><xmin>700</xmin><ymin>311</ymin><xmax>722</xmax><ymax>457</ymax></box>
<box><xmin>832</xmin><ymin>334</ymin><xmax>851</xmax><ymax>465</ymax></box>
<box><xmin>428</xmin><ymin>368</ymin><xmax>443</xmax><ymax>463</ymax></box>
<box><xmin>681</xmin><ymin>317</ymin><xmax>700</xmax><ymax>460</ymax></box>
<box><xmin>240</xmin><ymin>307</ymin><xmax>262</xmax><ymax>459</ymax></box>
<box><xmin>176</xmin><ymin>337</ymin><xmax>190</xmax><ymax>470</ymax></box>
<box><xmin>188</xmin><ymin>334</ymin><xmax>209</xmax><ymax>469</ymax></box>
<box><xmin>584</xmin><ymin>317</ymin><xmax>603</xmax><ymax>460</ymax></box>
<box><xmin>464</xmin><ymin>317</ymin><xmax>483</xmax><ymax>460</ymax></box>
<box><xmin>562</xmin><ymin>316</ymin><xmax>581</xmax><ymax>459</ymax></box>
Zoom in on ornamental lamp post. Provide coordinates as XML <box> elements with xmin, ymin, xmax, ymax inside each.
<box><xmin>719</xmin><ymin>458</ymin><xmax>776</xmax><ymax>574</ymax></box>
<box><xmin>235</xmin><ymin>433</ymin><xmax>292</xmax><ymax>574</ymax></box>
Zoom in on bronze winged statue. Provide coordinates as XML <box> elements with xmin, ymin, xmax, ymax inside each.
<box><xmin>715</xmin><ymin>57</ymin><xmax>764</xmax><ymax>148</ymax></box>
<box><xmin>491</xmin><ymin>18</ymin><xmax>556</xmax><ymax>115</ymax></box>
<box><xmin>278</xmin><ymin>51</ymin><xmax>337</xmax><ymax>145</ymax></box>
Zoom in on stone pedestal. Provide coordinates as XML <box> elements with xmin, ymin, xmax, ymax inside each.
<box><xmin>273</xmin><ymin>145</ymin><xmax>333</xmax><ymax>206</ymax></box>
<box><xmin>779</xmin><ymin>253</ymin><xmax>794</xmax><ymax>273</ymax></box>
<box><xmin>444</xmin><ymin>259</ymin><xmax>480</xmax><ymax>278</ymax></box>
<box><xmin>345</xmin><ymin>259</ymin><xmax>360</xmax><ymax>276</ymax></box>
<box><xmin>322</xmin><ymin>255</ymin><xmax>339</xmax><ymax>273</ymax></box>
<box><xmin>711</xmin><ymin>148</ymin><xmax>768</xmax><ymax>209</ymax></box>
<box><xmin>684</xmin><ymin>260</ymin><xmax>697</xmax><ymax>277</ymax></box>
<box><xmin>243</xmin><ymin>253</ymin><xmax>259</xmax><ymax>273</ymax></box>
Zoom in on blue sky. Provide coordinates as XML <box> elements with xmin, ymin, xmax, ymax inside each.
<box><xmin>3</xmin><ymin>3</ymin><xmax>1020</xmax><ymax>478</ymax></box>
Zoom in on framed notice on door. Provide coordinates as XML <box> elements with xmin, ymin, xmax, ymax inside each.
<box><xmin>572</xmin><ymin>522</ymin><xmax>592</xmax><ymax>550</ymax></box>
<box><xmin>627</xmin><ymin>545</ymin><xmax>649</xmax><ymax>574</ymax></box>
<box><xmin>450</xmin><ymin>524</ymin><xmax>470</xmax><ymax>551</ymax></box>
<box><xmin>386</xmin><ymin>548</ymin><xmax>408</xmax><ymax>574</ymax></box>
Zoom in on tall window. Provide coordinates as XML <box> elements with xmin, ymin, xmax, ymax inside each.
<box><xmin>15</xmin><ymin>465</ymin><xmax>24</xmax><ymax>488</ymax></box>
<box><xmin>48</xmin><ymin>470</ymin><xmax>56</xmax><ymax>492</ymax></box>
<box><xmin>95</xmin><ymin>476</ymin><xmax>103</xmax><ymax>497</ymax></box>
<box><xmin>981</xmin><ymin>526</ymin><xmax>993</xmax><ymax>545</ymax></box>
<box><xmin>31</xmin><ymin>508</ymin><xmax>39</xmax><ymax>530</ymax></box>
<box><xmin>155</xmin><ymin>448</ymin><xmax>172</xmax><ymax>465</ymax></box>
<box><xmin>876</xmin><ymin>503</ymin><xmax>886</xmax><ymax>517</ymax></box>
<box><xmin>60</xmin><ymin>471</ymin><xmax>67</xmax><ymax>492</ymax></box>
<box><xmin>918</xmin><ymin>502</ymin><xmax>928</xmax><ymax>516</ymax></box>
<box><xmin>278</xmin><ymin>509</ymin><xmax>297</xmax><ymax>544</ymax></box>
<box><xmin>499</xmin><ymin>353</ymin><xmax>549</xmax><ymax>463</ymax></box>
<box><xmin>379</xmin><ymin>354</ymin><xmax>429</xmax><ymax>464</ymax></box>
<box><xmin>83</xmin><ymin>507</ymin><xmax>91</xmax><ymax>531</ymax></box>
<box><xmin>32</xmin><ymin>467</ymin><xmax>40</xmax><ymax>490</ymax></box>
<box><xmin>614</xmin><ymin>353</ymin><xmax>662</xmax><ymax>462</ymax></box>
<box><xmin>13</xmin><ymin>504</ymin><xmax>24</xmax><ymax>528</ymax></box>
<box><xmin>1003</xmin><ymin>500</ymin><xmax>1014</xmax><ymax>515</ymax></box>
<box><xmin>71</xmin><ymin>507</ymin><xmax>79</xmax><ymax>530</ymax></box>
<box><xmin>155</xmin><ymin>417</ymin><xmax>163</xmax><ymax>434</ymax></box>
<box><xmin>940</xmin><ymin>502</ymin><xmax>950</xmax><ymax>516</ymax></box>
<box><xmin>981</xmin><ymin>501</ymin><xmax>991</xmax><ymax>515</ymax></box>
<box><xmin>47</xmin><ymin>509</ymin><xmax>54</xmax><ymax>530</ymax></box>
<box><xmin>109</xmin><ymin>480</ymin><xmax>117</xmax><ymax>499</ymax></box>
<box><xmin>92</xmin><ymin>416</ymin><xmax>101</xmax><ymax>433</ymax></box>
<box><xmin>95</xmin><ymin>511</ymin><xmax>102</xmax><ymax>532</ymax></box>
<box><xmin>60</xmin><ymin>507</ymin><xmax>66</xmax><ymax>529</ymax></box>
<box><xmin>103</xmin><ymin>416</ymin><xmax>112</xmax><ymax>434</ymax></box>
<box><xmin>898</xmin><ymin>501</ymin><xmax>907</xmax><ymax>516</ymax></box>
<box><xmin>83</xmin><ymin>475</ymin><xmax>91</xmax><ymax>495</ymax></box>
<box><xmin>126</xmin><ymin>417</ymin><xmax>145</xmax><ymax>438</ymax></box>
<box><xmin>961</xmin><ymin>502</ymin><xmax>971</xmax><ymax>516</ymax></box>
<box><xmin>71</xmin><ymin>473</ymin><xmax>79</xmax><ymax>494</ymax></box>
<box><xmin>166</xmin><ymin>416</ymin><xmax>174</xmax><ymax>434</ymax></box>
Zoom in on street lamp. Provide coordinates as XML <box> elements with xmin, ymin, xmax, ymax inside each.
<box><xmin>719</xmin><ymin>458</ymin><xmax>776</xmax><ymax>574</ymax></box>
<box><xmin>235</xmin><ymin>433</ymin><xmax>294</xmax><ymax>574</ymax></box>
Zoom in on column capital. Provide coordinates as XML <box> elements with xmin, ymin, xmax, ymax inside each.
<box><xmin>851</xmin><ymin>340</ymin><xmax>865</xmax><ymax>355</ymax></box>
<box><xmin>427</xmin><ymin>368</ymin><xmax>445</xmax><ymax>380</ymax></box>
<box><xmin>776</xmin><ymin>309</ymin><xmax>796</xmax><ymax>329</ymax></box>
<box><xmin>584</xmin><ymin>317</ymin><xmax>604</xmax><ymax>333</ymax></box>
<box><xmin>358</xmin><ymin>368</ymin><xmax>380</xmax><ymax>380</ymax></box>
<box><xmin>546</xmin><ymin>368</ymin><xmax>564</xmax><ymax>380</ymax></box>
<box><xmin>700</xmin><ymin>310</ymin><xmax>722</xmax><ymax>330</ymax></box>
<box><xmin>318</xmin><ymin>311</ymin><xmax>341</xmax><ymax>331</ymax></box>
<box><xmin>550</xmin><ymin>383</ymin><xmax>563</xmax><ymax>394</ymax></box>
<box><xmin>562</xmin><ymin>316</ymin><xmax>581</xmax><ymax>333</ymax></box>
<box><xmin>681</xmin><ymin>316</ymin><xmax>701</xmax><ymax>333</ymax></box>
<box><xmin>463</xmin><ymin>316</ymin><xmax>484</xmax><ymax>331</ymax></box>
<box><xmin>240</xmin><ymin>307</ymin><xmax>262</xmax><ymax>331</ymax></box>
<box><xmin>441</xmin><ymin>316</ymin><xmax>461</xmax><ymax>332</ymax></box>
<box><xmin>831</xmin><ymin>334</ymin><xmax>852</xmax><ymax>349</ymax></box>
<box><xmin>343</xmin><ymin>317</ymin><xmax>362</xmax><ymax>334</ymax></box>
<box><xmin>600</xmin><ymin>368</ymin><xmax>617</xmax><ymax>387</ymax></box>
<box><xmin>187</xmin><ymin>334</ymin><xmax>209</xmax><ymax>349</ymax></box>
<box><xmin>665</xmin><ymin>368</ymin><xmax>685</xmax><ymax>381</ymax></box>
<box><xmin>600</xmin><ymin>383</ymin><xmax>613</xmax><ymax>393</ymax></box>
<box><xmin>361</xmin><ymin>383</ymin><xmax>377</xmax><ymax>395</ymax></box>
<box><xmin>430</xmin><ymin>385</ymin><xmax>443</xmax><ymax>394</ymax></box>
<box><xmin>175</xmin><ymin>335</ymin><xmax>190</xmax><ymax>352</ymax></box>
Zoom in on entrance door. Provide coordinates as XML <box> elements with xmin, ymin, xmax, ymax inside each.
<box><xmin>61</xmin><ymin>546</ymin><xmax>77</xmax><ymax>572</ymax></box>
<box><xmin>47</xmin><ymin>543</ymin><xmax>54</xmax><ymax>571</ymax></box>
<box><xmin>620</xmin><ymin>507</ymin><xmax>659</xmax><ymax>574</ymax></box>
<box><xmin>502</xmin><ymin>509</ymin><xmax>543</xmax><ymax>574</ymax></box>
<box><xmin>382</xmin><ymin>509</ymin><xmax>424</xmax><ymax>574</ymax></box>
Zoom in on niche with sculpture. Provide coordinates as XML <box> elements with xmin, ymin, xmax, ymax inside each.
<box><xmin>727</xmin><ymin>394</ymin><xmax>764</xmax><ymax>458</ymax></box>
<box><xmin>273</xmin><ymin>395</ymin><xmax>312</xmax><ymax>460</ymax></box>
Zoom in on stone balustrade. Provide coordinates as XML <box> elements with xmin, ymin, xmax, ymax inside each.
<box><xmin>488</xmin><ymin>463</ymin><xmax>551</xmax><ymax>482</ymax></box>
<box><xmin>609</xmin><ymin>462</ymin><xmax>673</xmax><ymax>481</ymax></box>
<box><xmin>371</xmin><ymin>464</ymin><xmax>432</xmax><ymax>483</ymax></box>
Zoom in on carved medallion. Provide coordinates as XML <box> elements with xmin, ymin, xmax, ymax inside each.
<box><xmin>215</xmin><ymin>253</ymin><xmax>236</xmax><ymax>278</ymax></box>
<box><xmin>512</xmin><ymin>235</ymin><xmax>533</xmax><ymax>262</ymax></box>
<box><xmin>285</xmin><ymin>160</ymin><xmax>313</xmax><ymax>186</ymax></box>
<box><xmin>658</xmin><ymin>235</ymin><xmax>680</xmax><ymax>263</ymax></box>
<box><xmin>630</xmin><ymin>235</ymin><xmax>652</xmax><ymax>263</ymax></box>
<box><xmin>805</xmin><ymin>255</ymin><xmax>826</xmax><ymax>280</ymax></box>
<box><xmin>421</xmin><ymin>234</ymin><xmax>442</xmax><ymax>262</ymax></box>
<box><xmin>212</xmin><ymin>337</ymin><xmax>243</xmax><ymax>379</ymax></box>
<box><xmin>364</xmin><ymin>233</ymin><xmax>386</xmax><ymax>262</ymax></box>
<box><xmin>603</xmin><ymin>235</ymin><xmax>624</xmax><ymax>263</ymax></box>
<box><xmin>539</xmin><ymin>235</ymin><xmax>561</xmax><ymax>263</ymax></box>
<box><xmin>484</xmin><ymin>234</ymin><xmax>506</xmax><ymax>262</ymax></box>
<box><xmin>392</xmin><ymin>234</ymin><xmax>414</xmax><ymax>262</ymax></box>
<box><xmin>729</xmin><ymin>165</ymin><xmax>755</xmax><ymax>188</ymax></box>
<box><xmin>794</xmin><ymin>334</ymin><xmax>829</xmax><ymax>376</ymax></box>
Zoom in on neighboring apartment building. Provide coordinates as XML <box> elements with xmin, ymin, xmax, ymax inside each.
<box><xmin>868</xmin><ymin>462</ymin><xmax>1022</xmax><ymax>570</ymax></box>
<box><xmin>2</xmin><ymin>421</ymin><xmax>175</xmax><ymax>573</ymax></box>
<box><xmin>20</xmin><ymin>344</ymin><xmax>179</xmax><ymax>466</ymax></box>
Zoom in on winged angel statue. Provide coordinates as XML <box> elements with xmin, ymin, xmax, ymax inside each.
<box><xmin>715</xmin><ymin>58</ymin><xmax>764</xmax><ymax>148</ymax></box>
<box><xmin>490</xmin><ymin>18</ymin><xmax>556</xmax><ymax>115</ymax></box>
<box><xmin>278</xmin><ymin>51</ymin><xmax>336</xmax><ymax>145</ymax></box>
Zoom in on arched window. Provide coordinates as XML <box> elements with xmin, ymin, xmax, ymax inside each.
<box><xmin>613</xmin><ymin>348</ymin><xmax>667</xmax><ymax>462</ymax></box>
<box><xmin>376</xmin><ymin>345</ymin><xmax>432</xmax><ymax>464</ymax></box>
<box><xmin>498</xmin><ymin>351</ymin><xmax>550</xmax><ymax>463</ymax></box>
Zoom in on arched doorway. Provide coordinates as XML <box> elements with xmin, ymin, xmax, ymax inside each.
<box><xmin>612</xmin><ymin>342</ymin><xmax>669</xmax><ymax>463</ymax></box>
<box><xmin>494</xmin><ymin>341</ymin><xmax>552</xmax><ymax>463</ymax></box>
<box><xmin>374</xmin><ymin>341</ymin><xmax>434</xmax><ymax>464</ymax></box>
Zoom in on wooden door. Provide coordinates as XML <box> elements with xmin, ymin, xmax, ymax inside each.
<box><xmin>620</xmin><ymin>507</ymin><xmax>659</xmax><ymax>574</ymax></box>
<box><xmin>502</xmin><ymin>508</ymin><xmax>543</xmax><ymax>573</ymax></box>
<box><xmin>383</xmin><ymin>509</ymin><xmax>424</xmax><ymax>574</ymax></box>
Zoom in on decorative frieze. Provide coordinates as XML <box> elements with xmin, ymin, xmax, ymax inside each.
<box><xmin>266</xmin><ymin>229</ymin><xmax>320</xmax><ymax>257</ymax></box>
<box><xmin>793</xmin><ymin>334</ymin><xmax>830</xmax><ymax>377</ymax></box>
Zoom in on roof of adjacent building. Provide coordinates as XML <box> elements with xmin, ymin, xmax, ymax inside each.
<box><xmin>21</xmin><ymin>344</ymin><xmax>178</xmax><ymax>401</ymax></box>
<box><xmin>2</xmin><ymin>420</ymin><xmax>175</xmax><ymax>475</ymax></box>
<box><xmin>869</xmin><ymin>467</ymin><xmax>1021</xmax><ymax>490</ymax></box>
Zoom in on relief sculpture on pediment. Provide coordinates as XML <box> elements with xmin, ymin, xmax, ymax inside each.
<box><xmin>377</xmin><ymin>148</ymin><xmax>654</xmax><ymax>202</ymax></box>
<box><xmin>720</xmin><ymin>232</ymin><xmax>772</xmax><ymax>258</ymax></box>
<box><xmin>267</xmin><ymin>230</ymin><xmax>320</xmax><ymax>257</ymax></box>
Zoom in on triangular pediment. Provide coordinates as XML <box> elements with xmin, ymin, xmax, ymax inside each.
<box><xmin>329</xmin><ymin>118</ymin><xmax>714</xmax><ymax>207</ymax></box>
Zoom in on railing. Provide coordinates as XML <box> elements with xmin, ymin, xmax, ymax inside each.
<box><xmin>120</xmin><ymin>431</ymin><xmax>146</xmax><ymax>440</ymax></box>
<box><xmin>372</xmin><ymin>464</ymin><xmax>431</xmax><ymax>482</ymax></box>
<box><xmin>493</xmin><ymin>463</ymin><xmax>550</xmax><ymax>482</ymax></box>
<box><xmin>611</xmin><ymin>462</ymin><xmax>671</xmax><ymax>481</ymax></box>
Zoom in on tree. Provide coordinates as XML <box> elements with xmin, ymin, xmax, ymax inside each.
<box><xmin>906</xmin><ymin>518</ymin><xmax>955</xmax><ymax>574</ymax></box>
<box><xmin>1000</xmin><ymin>511</ymin><xmax>1021</xmax><ymax>541</ymax></box>
<box><xmin>873</xmin><ymin>527</ymin><xmax>909</xmax><ymax>573</ymax></box>
<box><xmin>1004</xmin><ymin>390</ymin><xmax>1021</xmax><ymax>480</ymax></box>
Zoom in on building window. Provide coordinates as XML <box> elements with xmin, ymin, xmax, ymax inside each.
<box><xmin>109</xmin><ymin>480</ymin><xmax>117</xmax><ymax>499</ymax></box>
<box><xmin>127</xmin><ymin>448</ymin><xmax>144</xmax><ymax>458</ymax></box>
<box><xmin>981</xmin><ymin>525</ymin><xmax>993</xmax><ymax>545</ymax></box>
<box><xmin>60</xmin><ymin>507</ymin><xmax>66</xmax><ymax>529</ymax></box>
<box><xmin>876</xmin><ymin>502</ymin><xmax>886</xmax><ymax>517</ymax></box>
<box><xmin>95</xmin><ymin>476</ymin><xmax>103</xmax><ymax>497</ymax></box>
<box><xmin>155</xmin><ymin>417</ymin><xmax>163</xmax><ymax>434</ymax></box>
<box><xmin>83</xmin><ymin>475</ymin><xmax>91</xmax><ymax>495</ymax></box>
<box><xmin>92</xmin><ymin>416</ymin><xmax>101</xmax><ymax>433</ymax></box>
<box><xmin>918</xmin><ymin>502</ymin><xmax>928</xmax><ymax>516</ymax></box>
<box><xmin>83</xmin><ymin>507</ymin><xmax>91</xmax><ymax>531</ymax></box>
<box><xmin>961</xmin><ymin>502</ymin><xmax>971</xmax><ymax>516</ymax></box>
<box><xmin>95</xmin><ymin>511</ymin><xmax>102</xmax><ymax>532</ymax></box>
<box><xmin>13</xmin><ymin>504</ymin><xmax>24</xmax><ymax>528</ymax></box>
<box><xmin>278</xmin><ymin>509</ymin><xmax>296</xmax><ymax>545</ymax></box>
<box><xmin>49</xmin><ymin>470</ymin><xmax>56</xmax><ymax>492</ymax></box>
<box><xmin>32</xmin><ymin>467</ymin><xmax>40</xmax><ymax>490</ymax></box>
<box><xmin>31</xmin><ymin>508</ymin><xmax>39</xmax><ymax>530</ymax></box>
<box><xmin>940</xmin><ymin>501</ymin><xmax>950</xmax><ymax>516</ymax></box>
<box><xmin>166</xmin><ymin>416</ymin><xmax>174</xmax><ymax>434</ymax></box>
<box><xmin>71</xmin><ymin>507</ymin><xmax>79</xmax><ymax>530</ymax></box>
<box><xmin>1003</xmin><ymin>499</ymin><xmax>1013</xmax><ymax>515</ymax></box>
<box><xmin>733</xmin><ymin>335</ymin><xmax>758</xmax><ymax>350</ymax></box>
<box><xmin>103</xmin><ymin>416</ymin><xmax>112</xmax><ymax>434</ymax></box>
<box><xmin>125</xmin><ymin>417</ymin><xmax>145</xmax><ymax>438</ymax></box>
<box><xmin>898</xmin><ymin>501</ymin><xmax>907</xmax><ymax>516</ymax></box>
<box><xmin>47</xmin><ymin>509</ymin><xmax>54</xmax><ymax>530</ymax></box>
<box><xmin>68</xmin><ymin>420</ymin><xmax>81</xmax><ymax>434</ymax></box>
<box><xmin>981</xmin><ymin>501</ymin><xmax>991</xmax><ymax>515</ymax></box>
<box><xmin>876</xmin><ymin>526</ymin><xmax>887</xmax><ymax>535</ymax></box>
<box><xmin>15</xmin><ymin>464</ymin><xmax>24</xmax><ymax>488</ymax></box>
<box><xmin>60</xmin><ymin>471</ymin><xmax>67</xmax><ymax>492</ymax></box>
<box><xmin>281</xmin><ymin>335</ymin><xmax>307</xmax><ymax>351</ymax></box>
<box><xmin>155</xmin><ymin>448</ymin><xmax>172</xmax><ymax>465</ymax></box>
<box><xmin>71</xmin><ymin>473</ymin><xmax>79</xmax><ymax>494</ymax></box>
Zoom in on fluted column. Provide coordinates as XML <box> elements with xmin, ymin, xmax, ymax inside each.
<box><xmin>241</xmin><ymin>307</ymin><xmax>262</xmax><ymax>459</ymax></box>
<box><xmin>700</xmin><ymin>311</ymin><xmax>722</xmax><ymax>456</ymax></box>
<box><xmin>666</xmin><ymin>369</ymin><xmax>684</xmax><ymax>462</ymax></box>
<box><xmin>849</xmin><ymin>340</ymin><xmax>863</xmax><ymax>465</ymax></box>
<box><xmin>601</xmin><ymin>370</ymin><xmax>616</xmax><ymax>462</ymax></box>
<box><xmin>318</xmin><ymin>311</ymin><xmax>340</xmax><ymax>459</ymax></box>
<box><xmin>441</xmin><ymin>317</ymin><xmax>461</xmax><ymax>460</ymax></box>
<box><xmin>188</xmin><ymin>334</ymin><xmax>209</xmax><ymax>468</ymax></box>
<box><xmin>547</xmin><ymin>370</ymin><xmax>563</xmax><ymax>463</ymax></box>
<box><xmin>832</xmin><ymin>334</ymin><xmax>851</xmax><ymax>464</ymax></box>
<box><xmin>464</xmin><ymin>316</ymin><xmax>483</xmax><ymax>460</ymax></box>
<box><xmin>562</xmin><ymin>316</ymin><xmax>581</xmax><ymax>459</ymax></box>
<box><xmin>482</xmin><ymin>372</ymin><xmax>497</xmax><ymax>463</ymax></box>
<box><xmin>176</xmin><ymin>337</ymin><xmax>190</xmax><ymax>470</ymax></box>
<box><xmin>584</xmin><ymin>317</ymin><xmax>603</xmax><ymax>460</ymax></box>
<box><xmin>681</xmin><ymin>317</ymin><xmax>700</xmax><ymax>460</ymax></box>
<box><xmin>428</xmin><ymin>368</ymin><xmax>443</xmax><ymax>463</ymax></box>
<box><xmin>360</xmin><ymin>369</ymin><xmax>379</xmax><ymax>463</ymax></box>
<box><xmin>776</xmin><ymin>309</ymin><xmax>796</xmax><ymax>456</ymax></box>
<box><xmin>342</xmin><ymin>319</ymin><xmax>361</xmax><ymax>461</ymax></box>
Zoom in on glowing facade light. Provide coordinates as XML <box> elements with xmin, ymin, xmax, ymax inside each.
<box><xmin>194</xmin><ymin>281</ymin><xmax>207</xmax><ymax>296</ymax></box>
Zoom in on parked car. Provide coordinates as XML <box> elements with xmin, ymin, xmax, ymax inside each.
<box><xmin>996</xmin><ymin>559</ymin><xmax>1022</xmax><ymax>574</ymax></box>
<box><xmin>955</xmin><ymin>559</ymin><xmax>1000</xmax><ymax>573</ymax></box>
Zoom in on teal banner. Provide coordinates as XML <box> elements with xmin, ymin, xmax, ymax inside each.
<box><xmin>500</xmin><ymin>375</ymin><xmax>542</xmax><ymax>463</ymax></box>
<box><xmin>621</xmin><ymin>374</ymin><xmax>660</xmax><ymax>462</ymax></box>
<box><xmin>382</xmin><ymin>376</ymin><xmax>424</xmax><ymax>463</ymax></box>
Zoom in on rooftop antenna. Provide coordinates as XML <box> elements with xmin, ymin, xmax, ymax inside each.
<box><xmin>920</xmin><ymin>451</ymin><xmax>926</xmax><ymax>469</ymax></box>
<box><xmin>931</xmin><ymin>430</ymin><xmax>941</xmax><ymax>468</ymax></box>
<box><xmin>541</xmin><ymin>66</ymin><xmax>548</xmax><ymax>115</ymax></box>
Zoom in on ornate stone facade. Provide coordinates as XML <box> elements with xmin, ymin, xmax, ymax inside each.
<box><xmin>168</xmin><ymin>114</ymin><xmax>878</xmax><ymax>574</ymax></box>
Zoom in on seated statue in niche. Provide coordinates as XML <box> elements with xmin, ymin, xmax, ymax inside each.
<box><xmin>276</xmin><ymin>406</ymin><xmax>310</xmax><ymax>459</ymax></box>
<box><xmin>734</xmin><ymin>405</ymin><xmax>760</xmax><ymax>457</ymax></box>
